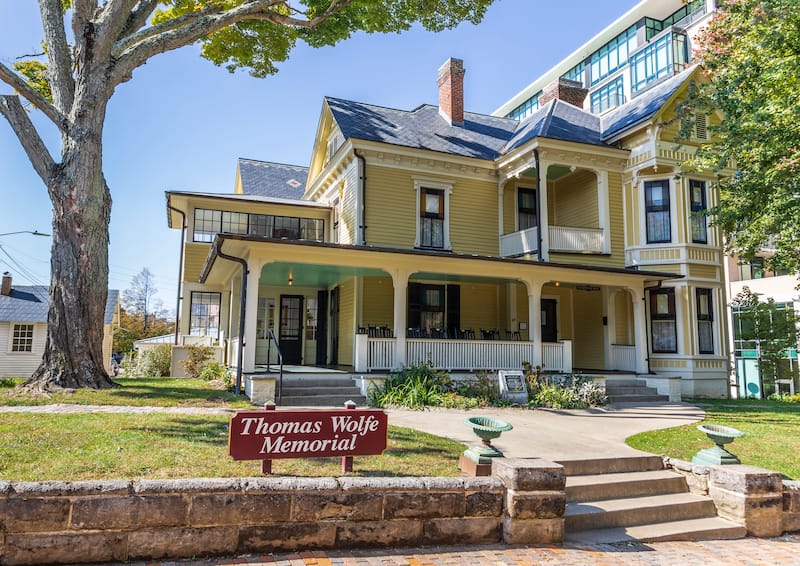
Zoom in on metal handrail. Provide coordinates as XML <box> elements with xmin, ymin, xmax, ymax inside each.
<box><xmin>266</xmin><ymin>329</ymin><xmax>284</xmax><ymax>405</ymax></box>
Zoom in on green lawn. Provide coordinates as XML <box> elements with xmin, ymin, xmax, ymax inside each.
<box><xmin>627</xmin><ymin>399</ymin><xmax>800</xmax><ymax>479</ymax></box>
<box><xmin>0</xmin><ymin>377</ymin><xmax>253</xmax><ymax>409</ymax></box>
<box><xmin>0</xmin><ymin>413</ymin><xmax>463</xmax><ymax>480</ymax></box>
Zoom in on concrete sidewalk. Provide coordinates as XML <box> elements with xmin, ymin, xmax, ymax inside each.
<box><xmin>386</xmin><ymin>402</ymin><xmax>704</xmax><ymax>461</ymax></box>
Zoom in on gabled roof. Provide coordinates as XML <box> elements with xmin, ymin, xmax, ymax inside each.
<box><xmin>0</xmin><ymin>286</ymin><xmax>118</xmax><ymax>324</ymax></box>
<box><xmin>238</xmin><ymin>158</ymin><xmax>308</xmax><ymax>199</ymax></box>
<box><xmin>601</xmin><ymin>66</ymin><xmax>697</xmax><ymax>141</ymax></box>
<box><xmin>503</xmin><ymin>99</ymin><xmax>604</xmax><ymax>154</ymax></box>
<box><xmin>325</xmin><ymin>97</ymin><xmax>519</xmax><ymax>161</ymax></box>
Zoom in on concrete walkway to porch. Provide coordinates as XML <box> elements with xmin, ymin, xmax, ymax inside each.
<box><xmin>386</xmin><ymin>402</ymin><xmax>704</xmax><ymax>461</ymax></box>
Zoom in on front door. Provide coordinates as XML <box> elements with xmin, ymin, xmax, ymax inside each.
<box><xmin>315</xmin><ymin>290</ymin><xmax>328</xmax><ymax>365</ymax></box>
<box><xmin>279</xmin><ymin>295</ymin><xmax>304</xmax><ymax>364</ymax></box>
<box><xmin>541</xmin><ymin>299</ymin><xmax>558</xmax><ymax>342</ymax></box>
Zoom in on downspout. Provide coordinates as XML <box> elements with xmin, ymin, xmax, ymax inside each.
<box><xmin>167</xmin><ymin>204</ymin><xmax>186</xmax><ymax>346</ymax></box>
<box><xmin>354</xmin><ymin>149</ymin><xmax>367</xmax><ymax>245</ymax></box>
<box><xmin>216</xmin><ymin>240</ymin><xmax>248</xmax><ymax>395</ymax></box>
<box><xmin>534</xmin><ymin>149</ymin><xmax>544</xmax><ymax>262</ymax></box>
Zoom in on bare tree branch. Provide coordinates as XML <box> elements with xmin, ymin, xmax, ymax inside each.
<box><xmin>111</xmin><ymin>0</ymin><xmax>352</xmax><ymax>85</ymax></box>
<box><xmin>0</xmin><ymin>95</ymin><xmax>57</xmax><ymax>184</ymax></box>
<box><xmin>94</xmin><ymin>0</ymin><xmax>143</xmax><ymax>61</ymax></box>
<box><xmin>119</xmin><ymin>0</ymin><xmax>161</xmax><ymax>39</ymax></box>
<box><xmin>0</xmin><ymin>61</ymin><xmax>68</xmax><ymax>129</ymax></box>
<box><xmin>38</xmin><ymin>0</ymin><xmax>76</xmax><ymax>114</ymax></box>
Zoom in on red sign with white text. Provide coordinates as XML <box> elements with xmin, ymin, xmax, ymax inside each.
<box><xmin>228</xmin><ymin>408</ymin><xmax>388</xmax><ymax>461</ymax></box>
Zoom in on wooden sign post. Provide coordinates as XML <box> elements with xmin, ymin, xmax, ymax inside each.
<box><xmin>228</xmin><ymin>402</ymin><xmax>388</xmax><ymax>475</ymax></box>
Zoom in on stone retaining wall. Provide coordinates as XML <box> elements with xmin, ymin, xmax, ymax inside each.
<box><xmin>0</xmin><ymin>459</ymin><xmax>566</xmax><ymax>565</ymax></box>
<box><xmin>666</xmin><ymin>458</ymin><xmax>800</xmax><ymax>537</ymax></box>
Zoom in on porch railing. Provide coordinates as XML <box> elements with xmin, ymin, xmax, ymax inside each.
<box><xmin>500</xmin><ymin>226</ymin><xmax>538</xmax><ymax>257</ymax></box>
<box><xmin>611</xmin><ymin>344</ymin><xmax>637</xmax><ymax>371</ymax></box>
<box><xmin>357</xmin><ymin>335</ymin><xmax>572</xmax><ymax>373</ymax></box>
<box><xmin>548</xmin><ymin>226</ymin><xmax>605</xmax><ymax>253</ymax></box>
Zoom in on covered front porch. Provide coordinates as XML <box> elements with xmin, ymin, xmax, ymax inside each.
<box><xmin>198</xmin><ymin>237</ymin><xmax>676</xmax><ymax>378</ymax></box>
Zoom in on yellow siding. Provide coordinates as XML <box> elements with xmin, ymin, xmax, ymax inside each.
<box><xmin>338</xmin><ymin>278</ymin><xmax>355</xmax><ymax>365</ymax></box>
<box><xmin>503</xmin><ymin>182</ymin><xmax>517</xmax><ymax>234</ymax></box>
<box><xmin>515</xmin><ymin>283</ymin><xmax>530</xmax><ymax>340</ymax></box>
<box><xmin>551</xmin><ymin>170</ymin><xmax>598</xmax><ymax>228</ymax></box>
<box><xmin>689</xmin><ymin>265</ymin><xmax>719</xmax><ymax>280</ymax></box>
<box><xmin>340</xmin><ymin>163</ymin><xmax>357</xmax><ymax>245</ymax></box>
<box><xmin>460</xmin><ymin>283</ymin><xmax>500</xmax><ymax>332</ymax></box>
<box><xmin>614</xmin><ymin>290</ymin><xmax>632</xmax><ymax>344</ymax></box>
<box><xmin>364</xmin><ymin>165</ymin><xmax>416</xmax><ymax>249</ymax></box>
<box><xmin>572</xmin><ymin>290</ymin><xmax>604</xmax><ymax>369</ymax></box>
<box><xmin>364</xmin><ymin>165</ymin><xmax>499</xmax><ymax>255</ymax></box>
<box><xmin>361</xmin><ymin>276</ymin><xmax>393</xmax><ymax>328</ymax></box>
<box><xmin>183</xmin><ymin>243</ymin><xmax>210</xmax><ymax>283</ymax></box>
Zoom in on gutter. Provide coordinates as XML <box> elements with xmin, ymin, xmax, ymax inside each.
<box><xmin>167</xmin><ymin>203</ymin><xmax>186</xmax><ymax>346</ymax></box>
<box><xmin>214</xmin><ymin>237</ymin><xmax>248</xmax><ymax>395</ymax></box>
<box><xmin>354</xmin><ymin>149</ymin><xmax>367</xmax><ymax>245</ymax></box>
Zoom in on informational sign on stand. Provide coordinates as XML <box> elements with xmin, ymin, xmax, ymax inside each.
<box><xmin>229</xmin><ymin>404</ymin><xmax>388</xmax><ymax>474</ymax></box>
<box><xmin>498</xmin><ymin>370</ymin><xmax>528</xmax><ymax>404</ymax></box>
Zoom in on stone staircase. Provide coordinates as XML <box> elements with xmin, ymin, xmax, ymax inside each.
<box><xmin>559</xmin><ymin>456</ymin><xmax>746</xmax><ymax>543</ymax></box>
<box><xmin>277</xmin><ymin>375</ymin><xmax>367</xmax><ymax>407</ymax></box>
<box><xmin>605</xmin><ymin>378</ymin><xmax>669</xmax><ymax>404</ymax></box>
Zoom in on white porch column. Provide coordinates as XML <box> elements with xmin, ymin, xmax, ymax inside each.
<box><xmin>594</xmin><ymin>169</ymin><xmax>612</xmax><ymax>253</ymax></box>
<box><xmin>242</xmin><ymin>259</ymin><xmax>263</xmax><ymax>373</ymax></box>
<box><xmin>391</xmin><ymin>269</ymin><xmax>410</xmax><ymax>369</ymax></box>
<box><xmin>524</xmin><ymin>279</ymin><xmax>545</xmax><ymax>367</ymax></box>
<box><xmin>602</xmin><ymin>286</ymin><xmax>614</xmax><ymax>370</ymax></box>
<box><xmin>538</xmin><ymin>160</ymin><xmax>551</xmax><ymax>261</ymax></box>
<box><xmin>629</xmin><ymin>286</ymin><xmax>650</xmax><ymax>374</ymax></box>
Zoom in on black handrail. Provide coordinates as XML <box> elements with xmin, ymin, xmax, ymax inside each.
<box><xmin>266</xmin><ymin>329</ymin><xmax>284</xmax><ymax>405</ymax></box>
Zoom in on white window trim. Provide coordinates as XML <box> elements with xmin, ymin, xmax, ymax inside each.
<box><xmin>9</xmin><ymin>322</ymin><xmax>35</xmax><ymax>354</ymax></box>
<box><xmin>326</xmin><ymin>130</ymin><xmax>343</xmax><ymax>163</ymax></box>
<box><xmin>639</xmin><ymin>176</ymin><xmax>677</xmax><ymax>246</ymax></box>
<box><xmin>413</xmin><ymin>177</ymin><xmax>453</xmax><ymax>250</ymax></box>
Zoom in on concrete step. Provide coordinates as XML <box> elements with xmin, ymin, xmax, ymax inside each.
<box><xmin>566</xmin><ymin>470</ymin><xmax>688</xmax><ymax>502</ymax></box>
<box><xmin>280</xmin><ymin>385</ymin><xmax>363</xmax><ymax>395</ymax></box>
<box><xmin>605</xmin><ymin>386</ymin><xmax>660</xmax><ymax>395</ymax></box>
<box><xmin>608</xmin><ymin>394</ymin><xmax>670</xmax><ymax>403</ymax></box>
<box><xmin>604</xmin><ymin>379</ymin><xmax>647</xmax><ymax>387</ymax></box>
<box><xmin>280</xmin><ymin>377</ymin><xmax>358</xmax><ymax>388</ymax></box>
<box><xmin>564</xmin><ymin>517</ymin><xmax>747</xmax><ymax>544</ymax></box>
<box><xmin>557</xmin><ymin>456</ymin><xmax>664</xmax><ymax>476</ymax></box>
<box><xmin>565</xmin><ymin>492</ymin><xmax>717</xmax><ymax>531</ymax></box>
<box><xmin>278</xmin><ymin>394</ymin><xmax>367</xmax><ymax>407</ymax></box>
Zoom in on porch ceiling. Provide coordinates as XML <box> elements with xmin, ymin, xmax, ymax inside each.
<box><xmin>260</xmin><ymin>262</ymin><xmax>386</xmax><ymax>287</ymax></box>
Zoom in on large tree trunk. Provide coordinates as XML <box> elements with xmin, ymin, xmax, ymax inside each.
<box><xmin>25</xmin><ymin>95</ymin><xmax>116</xmax><ymax>391</ymax></box>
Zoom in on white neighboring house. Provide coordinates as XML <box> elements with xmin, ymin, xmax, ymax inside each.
<box><xmin>0</xmin><ymin>272</ymin><xmax>120</xmax><ymax>378</ymax></box>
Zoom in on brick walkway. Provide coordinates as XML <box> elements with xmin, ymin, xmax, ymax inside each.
<box><xmin>119</xmin><ymin>535</ymin><xmax>800</xmax><ymax>565</ymax></box>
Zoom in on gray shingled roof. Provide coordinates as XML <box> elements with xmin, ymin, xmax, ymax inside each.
<box><xmin>503</xmin><ymin>99</ymin><xmax>604</xmax><ymax>154</ymax></box>
<box><xmin>0</xmin><ymin>286</ymin><xmax>118</xmax><ymax>324</ymax></box>
<box><xmin>326</xmin><ymin>97</ymin><xmax>519</xmax><ymax>161</ymax></box>
<box><xmin>238</xmin><ymin>159</ymin><xmax>308</xmax><ymax>199</ymax></box>
<box><xmin>601</xmin><ymin>66</ymin><xmax>696</xmax><ymax>141</ymax></box>
<box><xmin>326</xmin><ymin>68</ymin><xmax>696</xmax><ymax>160</ymax></box>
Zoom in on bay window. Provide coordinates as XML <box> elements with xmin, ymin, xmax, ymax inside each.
<box><xmin>650</xmin><ymin>288</ymin><xmax>677</xmax><ymax>353</ymax></box>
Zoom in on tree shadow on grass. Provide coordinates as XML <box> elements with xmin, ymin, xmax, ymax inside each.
<box><xmin>125</xmin><ymin>417</ymin><xmax>230</xmax><ymax>447</ymax></box>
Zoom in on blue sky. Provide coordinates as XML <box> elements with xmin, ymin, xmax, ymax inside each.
<box><xmin>0</xmin><ymin>0</ymin><xmax>639</xmax><ymax>313</ymax></box>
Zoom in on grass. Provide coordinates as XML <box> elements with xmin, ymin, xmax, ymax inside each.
<box><xmin>0</xmin><ymin>377</ymin><xmax>253</xmax><ymax>409</ymax></box>
<box><xmin>627</xmin><ymin>398</ymin><xmax>800</xmax><ymax>479</ymax></box>
<box><xmin>0</xmin><ymin>413</ymin><xmax>463</xmax><ymax>481</ymax></box>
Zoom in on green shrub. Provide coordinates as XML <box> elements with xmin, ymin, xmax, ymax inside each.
<box><xmin>369</xmin><ymin>363</ymin><xmax>450</xmax><ymax>409</ymax></box>
<box><xmin>784</xmin><ymin>393</ymin><xmax>800</xmax><ymax>404</ymax></box>
<box><xmin>138</xmin><ymin>344</ymin><xmax>172</xmax><ymax>377</ymax></box>
<box><xmin>527</xmin><ymin>373</ymin><xmax>606</xmax><ymax>409</ymax></box>
<box><xmin>453</xmin><ymin>371</ymin><xmax>506</xmax><ymax>406</ymax></box>
<box><xmin>181</xmin><ymin>344</ymin><xmax>214</xmax><ymax>380</ymax></box>
<box><xmin>199</xmin><ymin>360</ymin><xmax>233</xmax><ymax>389</ymax></box>
<box><xmin>0</xmin><ymin>377</ymin><xmax>22</xmax><ymax>388</ymax></box>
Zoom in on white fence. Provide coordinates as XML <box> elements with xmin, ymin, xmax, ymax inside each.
<box><xmin>610</xmin><ymin>344</ymin><xmax>637</xmax><ymax>371</ymax></box>
<box><xmin>356</xmin><ymin>335</ymin><xmax>572</xmax><ymax>372</ymax></box>
<box><xmin>548</xmin><ymin>226</ymin><xmax>605</xmax><ymax>253</ymax></box>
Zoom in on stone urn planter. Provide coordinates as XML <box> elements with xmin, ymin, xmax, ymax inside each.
<box><xmin>692</xmin><ymin>423</ymin><xmax>745</xmax><ymax>465</ymax></box>
<box><xmin>459</xmin><ymin>416</ymin><xmax>513</xmax><ymax>476</ymax></box>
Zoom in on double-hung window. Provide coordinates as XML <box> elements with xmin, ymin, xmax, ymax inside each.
<box><xmin>689</xmin><ymin>180</ymin><xmax>708</xmax><ymax>243</ymax></box>
<box><xmin>11</xmin><ymin>323</ymin><xmax>34</xmax><ymax>352</ymax></box>
<box><xmin>518</xmin><ymin>188</ymin><xmax>537</xmax><ymax>231</ymax></box>
<box><xmin>645</xmin><ymin>180</ymin><xmax>671</xmax><ymax>243</ymax></box>
<box><xmin>696</xmin><ymin>288</ymin><xmax>714</xmax><ymax>354</ymax></box>
<box><xmin>650</xmin><ymin>288</ymin><xmax>677</xmax><ymax>353</ymax></box>
<box><xmin>420</xmin><ymin>188</ymin><xmax>445</xmax><ymax>249</ymax></box>
<box><xmin>190</xmin><ymin>292</ymin><xmax>221</xmax><ymax>338</ymax></box>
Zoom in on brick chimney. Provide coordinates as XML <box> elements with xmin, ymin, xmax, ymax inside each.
<box><xmin>438</xmin><ymin>57</ymin><xmax>465</xmax><ymax>126</ymax></box>
<box><xmin>1</xmin><ymin>272</ymin><xmax>11</xmax><ymax>296</ymax></box>
<box><xmin>539</xmin><ymin>77</ymin><xmax>589</xmax><ymax>109</ymax></box>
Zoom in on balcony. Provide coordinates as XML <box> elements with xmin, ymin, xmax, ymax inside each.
<box><xmin>500</xmin><ymin>225</ymin><xmax>605</xmax><ymax>257</ymax></box>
